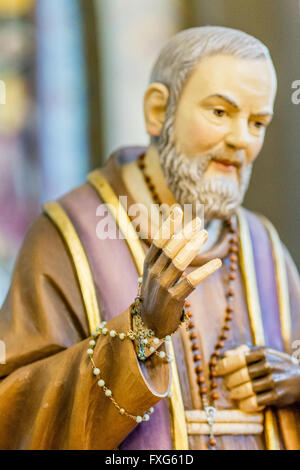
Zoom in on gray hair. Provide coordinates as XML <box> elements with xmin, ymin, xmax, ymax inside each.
<box><xmin>150</xmin><ymin>26</ymin><xmax>273</xmax><ymax>125</ymax></box>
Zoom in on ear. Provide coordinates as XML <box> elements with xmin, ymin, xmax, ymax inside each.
<box><xmin>143</xmin><ymin>82</ymin><xmax>169</xmax><ymax>136</ymax></box>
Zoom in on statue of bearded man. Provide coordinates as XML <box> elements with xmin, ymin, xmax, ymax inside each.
<box><xmin>0</xmin><ymin>26</ymin><xmax>300</xmax><ymax>451</ymax></box>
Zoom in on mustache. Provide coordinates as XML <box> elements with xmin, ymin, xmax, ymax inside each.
<box><xmin>193</xmin><ymin>148</ymin><xmax>245</xmax><ymax>168</ymax></box>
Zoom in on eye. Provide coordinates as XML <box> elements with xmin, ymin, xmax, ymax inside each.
<box><xmin>213</xmin><ymin>108</ymin><xmax>226</xmax><ymax>117</ymax></box>
<box><xmin>254</xmin><ymin>121</ymin><xmax>265</xmax><ymax>129</ymax></box>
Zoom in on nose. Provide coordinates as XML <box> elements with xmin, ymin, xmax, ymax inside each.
<box><xmin>225</xmin><ymin>118</ymin><xmax>251</xmax><ymax>150</ymax></box>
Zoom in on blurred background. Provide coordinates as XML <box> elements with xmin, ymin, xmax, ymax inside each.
<box><xmin>0</xmin><ymin>0</ymin><xmax>299</xmax><ymax>304</ymax></box>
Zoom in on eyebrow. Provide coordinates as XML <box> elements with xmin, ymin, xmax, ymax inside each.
<box><xmin>205</xmin><ymin>94</ymin><xmax>240</xmax><ymax>109</ymax></box>
<box><xmin>204</xmin><ymin>94</ymin><xmax>273</xmax><ymax>116</ymax></box>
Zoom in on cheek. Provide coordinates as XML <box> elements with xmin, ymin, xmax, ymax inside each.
<box><xmin>176</xmin><ymin>110</ymin><xmax>225</xmax><ymax>155</ymax></box>
<box><xmin>247</xmin><ymin>137</ymin><xmax>264</xmax><ymax>163</ymax></box>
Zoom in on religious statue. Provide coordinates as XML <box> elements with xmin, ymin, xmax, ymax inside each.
<box><xmin>0</xmin><ymin>26</ymin><xmax>299</xmax><ymax>450</ymax></box>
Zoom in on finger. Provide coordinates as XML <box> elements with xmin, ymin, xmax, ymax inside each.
<box><xmin>159</xmin><ymin>227</ymin><xmax>206</xmax><ymax>288</ymax></box>
<box><xmin>169</xmin><ymin>258</ymin><xmax>222</xmax><ymax>301</ymax></box>
<box><xmin>225</xmin><ymin>345</ymin><xmax>250</xmax><ymax>357</ymax></box>
<box><xmin>252</xmin><ymin>374</ymin><xmax>275</xmax><ymax>394</ymax></box>
<box><xmin>215</xmin><ymin>352</ymin><xmax>247</xmax><ymax>376</ymax></box>
<box><xmin>248</xmin><ymin>360</ymin><xmax>271</xmax><ymax>380</ymax></box>
<box><xmin>245</xmin><ymin>349</ymin><xmax>266</xmax><ymax>365</ymax></box>
<box><xmin>256</xmin><ymin>389</ymin><xmax>278</xmax><ymax>407</ymax></box>
<box><xmin>163</xmin><ymin>218</ymin><xmax>202</xmax><ymax>259</ymax></box>
<box><xmin>171</xmin><ymin>229</ymin><xmax>208</xmax><ymax>271</ymax></box>
<box><xmin>224</xmin><ymin>367</ymin><xmax>250</xmax><ymax>389</ymax></box>
<box><xmin>145</xmin><ymin>207</ymin><xmax>183</xmax><ymax>268</ymax></box>
<box><xmin>150</xmin><ymin>252</ymin><xmax>172</xmax><ymax>277</ymax></box>
<box><xmin>229</xmin><ymin>381</ymin><xmax>255</xmax><ymax>400</ymax></box>
<box><xmin>238</xmin><ymin>395</ymin><xmax>264</xmax><ymax>412</ymax></box>
<box><xmin>152</xmin><ymin>206</ymin><xmax>183</xmax><ymax>250</ymax></box>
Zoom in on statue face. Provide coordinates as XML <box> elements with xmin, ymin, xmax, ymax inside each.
<box><xmin>156</xmin><ymin>53</ymin><xmax>277</xmax><ymax>220</ymax></box>
<box><xmin>174</xmin><ymin>54</ymin><xmax>277</xmax><ymax>180</ymax></box>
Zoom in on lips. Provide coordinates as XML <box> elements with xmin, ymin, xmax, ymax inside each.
<box><xmin>211</xmin><ymin>158</ymin><xmax>239</xmax><ymax>173</ymax></box>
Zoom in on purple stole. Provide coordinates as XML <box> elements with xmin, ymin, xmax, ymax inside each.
<box><xmin>57</xmin><ymin>182</ymin><xmax>287</xmax><ymax>450</ymax></box>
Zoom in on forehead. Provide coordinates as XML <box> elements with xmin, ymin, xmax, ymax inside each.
<box><xmin>180</xmin><ymin>54</ymin><xmax>277</xmax><ymax>110</ymax></box>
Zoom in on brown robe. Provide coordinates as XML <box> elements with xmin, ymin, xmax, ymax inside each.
<box><xmin>0</xmin><ymin>148</ymin><xmax>299</xmax><ymax>450</ymax></box>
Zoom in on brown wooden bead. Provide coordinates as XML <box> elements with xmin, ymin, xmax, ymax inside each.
<box><xmin>185</xmin><ymin>301</ymin><xmax>190</xmax><ymax>307</ymax></box>
<box><xmin>200</xmin><ymin>386</ymin><xmax>207</xmax><ymax>394</ymax></box>
<box><xmin>210</xmin><ymin>358</ymin><xmax>217</xmax><ymax>367</ymax></box>
<box><xmin>212</xmin><ymin>392</ymin><xmax>219</xmax><ymax>401</ymax></box>
<box><xmin>221</xmin><ymin>332</ymin><xmax>228</xmax><ymax>340</ymax></box>
<box><xmin>213</xmin><ymin>350</ymin><xmax>221</xmax><ymax>358</ymax></box>
<box><xmin>228</xmin><ymin>289</ymin><xmax>234</xmax><ymax>297</ymax></box>
<box><xmin>229</xmin><ymin>273</ymin><xmax>236</xmax><ymax>280</ymax></box>
<box><xmin>192</xmin><ymin>343</ymin><xmax>199</xmax><ymax>351</ymax></box>
<box><xmin>230</xmin><ymin>264</ymin><xmax>237</xmax><ymax>271</ymax></box>
<box><xmin>144</xmin><ymin>175</ymin><xmax>151</xmax><ymax>183</ymax></box>
<box><xmin>226</xmin><ymin>306</ymin><xmax>233</xmax><ymax>313</ymax></box>
<box><xmin>230</xmin><ymin>236</ymin><xmax>238</xmax><ymax>244</ymax></box>
<box><xmin>194</xmin><ymin>354</ymin><xmax>201</xmax><ymax>362</ymax></box>
<box><xmin>223</xmin><ymin>324</ymin><xmax>230</xmax><ymax>331</ymax></box>
<box><xmin>197</xmin><ymin>375</ymin><xmax>205</xmax><ymax>384</ymax></box>
<box><xmin>139</xmin><ymin>153</ymin><xmax>145</xmax><ymax>160</ymax></box>
<box><xmin>195</xmin><ymin>365</ymin><xmax>203</xmax><ymax>374</ymax></box>
<box><xmin>209</xmin><ymin>437</ymin><xmax>217</xmax><ymax>447</ymax></box>
<box><xmin>211</xmin><ymin>381</ymin><xmax>218</xmax><ymax>389</ymax></box>
<box><xmin>230</xmin><ymin>254</ymin><xmax>238</xmax><ymax>263</ymax></box>
<box><xmin>230</xmin><ymin>246</ymin><xmax>238</xmax><ymax>253</ymax></box>
<box><xmin>138</xmin><ymin>162</ymin><xmax>145</xmax><ymax>170</ymax></box>
<box><xmin>153</xmin><ymin>194</ymin><xmax>160</xmax><ymax>202</ymax></box>
<box><xmin>225</xmin><ymin>314</ymin><xmax>232</xmax><ymax>321</ymax></box>
<box><xmin>216</xmin><ymin>341</ymin><xmax>224</xmax><ymax>349</ymax></box>
<box><xmin>186</xmin><ymin>310</ymin><xmax>193</xmax><ymax>318</ymax></box>
<box><xmin>190</xmin><ymin>332</ymin><xmax>197</xmax><ymax>340</ymax></box>
<box><xmin>210</xmin><ymin>370</ymin><xmax>217</xmax><ymax>377</ymax></box>
<box><xmin>188</xmin><ymin>322</ymin><xmax>195</xmax><ymax>329</ymax></box>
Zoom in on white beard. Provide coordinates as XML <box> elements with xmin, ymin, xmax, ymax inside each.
<box><xmin>157</xmin><ymin>116</ymin><xmax>253</xmax><ymax>221</ymax></box>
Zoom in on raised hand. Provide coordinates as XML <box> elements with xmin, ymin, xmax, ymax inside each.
<box><xmin>215</xmin><ymin>345</ymin><xmax>300</xmax><ymax>411</ymax></box>
<box><xmin>140</xmin><ymin>207</ymin><xmax>222</xmax><ymax>338</ymax></box>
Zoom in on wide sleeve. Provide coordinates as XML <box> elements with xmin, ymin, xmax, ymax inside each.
<box><xmin>0</xmin><ymin>214</ymin><xmax>170</xmax><ymax>449</ymax></box>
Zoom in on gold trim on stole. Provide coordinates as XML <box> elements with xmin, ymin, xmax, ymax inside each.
<box><xmin>236</xmin><ymin>208</ymin><xmax>281</xmax><ymax>450</ymax></box>
<box><xmin>43</xmin><ymin>201</ymin><xmax>101</xmax><ymax>332</ymax></box>
<box><xmin>88</xmin><ymin>169</ymin><xmax>189</xmax><ymax>450</ymax></box>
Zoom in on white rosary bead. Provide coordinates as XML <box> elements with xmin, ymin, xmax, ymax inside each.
<box><xmin>119</xmin><ymin>408</ymin><xmax>125</xmax><ymax>415</ymax></box>
<box><xmin>102</xmin><ymin>328</ymin><xmax>108</xmax><ymax>335</ymax></box>
<box><xmin>87</xmin><ymin>348</ymin><xmax>94</xmax><ymax>356</ymax></box>
<box><xmin>167</xmin><ymin>355</ymin><xmax>173</xmax><ymax>362</ymax></box>
<box><xmin>97</xmin><ymin>379</ymin><xmax>105</xmax><ymax>387</ymax></box>
<box><xmin>143</xmin><ymin>414</ymin><xmax>150</xmax><ymax>421</ymax></box>
<box><xmin>93</xmin><ymin>368</ymin><xmax>100</xmax><ymax>376</ymax></box>
<box><xmin>105</xmin><ymin>389</ymin><xmax>112</xmax><ymax>397</ymax></box>
<box><xmin>119</xmin><ymin>333</ymin><xmax>125</xmax><ymax>340</ymax></box>
<box><xmin>89</xmin><ymin>340</ymin><xmax>96</xmax><ymax>347</ymax></box>
<box><xmin>153</xmin><ymin>338</ymin><xmax>160</xmax><ymax>345</ymax></box>
<box><xmin>110</xmin><ymin>330</ymin><xmax>117</xmax><ymax>337</ymax></box>
<box><xmin>165</xmin><ymin>335</ymin><xmax>171</xmax><ymax>342</ymax></box>
<box><xmin>138</xmin><ymin>277</ymin><xmax>143</xmax><ymax>284</ymax></box>
<box><xmin>168</xmin><ymin>391</ymin><xmax>173</xmax><ymax>398</ymax></box>
<box><xmin>136</xmin><ymin>416</ymin><xmax>142</xmax><ymax>423</ymax></box>
<box><xmin>149</xmin><ymin>407</ymin><xmax>154</xmax><ymax>414</ymax></box>
<box><xmin>92</xmin><ymin>331</ymin><xmax>99</xmax><ymax>337</ymax></box>
<box><xmin>149</xmin><ymin>346</ymin><xmax>155</xmax><ymax>354</ymax></box>
<box><xmin>141</xmin><ymin>338</ymin><xmax>148</xmax><ymax>345</ymax></box>
<box><xmin>159</xmin><ymin>351</ymin><xmax>166</xmax><ymax>358</ymax></box>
